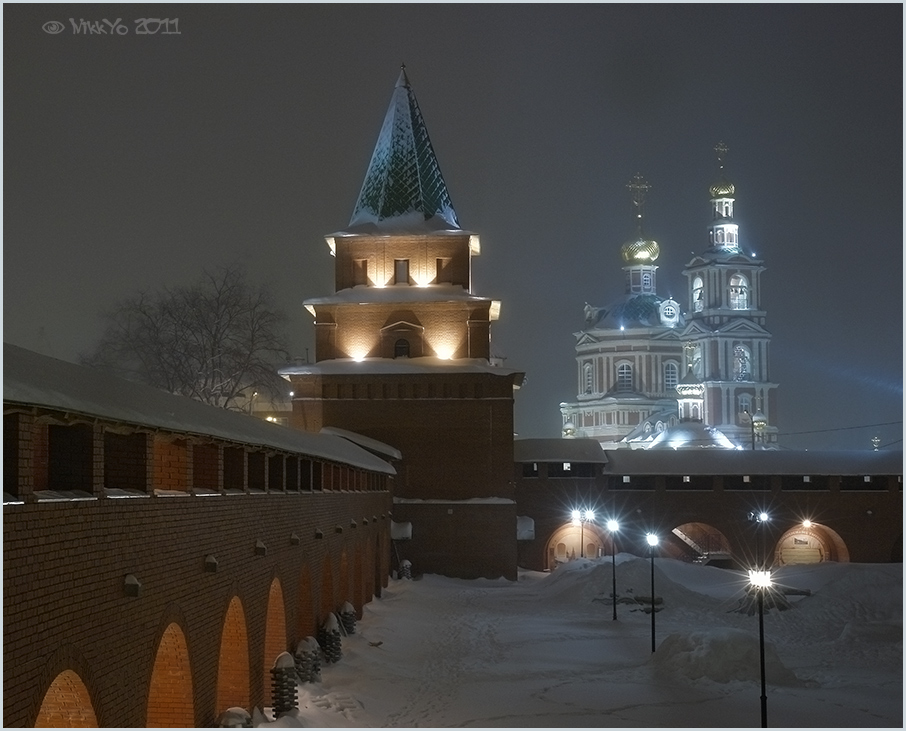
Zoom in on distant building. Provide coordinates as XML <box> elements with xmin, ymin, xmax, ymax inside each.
<box><xmin>560</xmin><ymin>145</ymin><xmax>778</xmax><ymax>449</ymax></box>
<box><xmin>280</xmin><ymin>67</ymin><xmax>525</xmax><ymax>580</ymax></box>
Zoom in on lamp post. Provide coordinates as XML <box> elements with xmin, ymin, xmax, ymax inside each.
<box><xmin>752</xmin><ymin>408</ymin><xmax>767</xmax><ymax>448</ymax></box>
<box><xmin>646</xmin><ymin>533</ymin><xmax>659</xmax><ymax>652</ymax></box>
<box><xmin>749</xmin><ymin>569</ymin><xmax>772</xmax><ymax>728</ymax></box>
<box><xmin>571</xmin><ymin>509</ymin><xmax>595</xmax><ymax>559</ymax></box>
<box><xmin>607</xmin><ymin>520</ymin><xmax>619</xmax><ymax>620</ymax></box>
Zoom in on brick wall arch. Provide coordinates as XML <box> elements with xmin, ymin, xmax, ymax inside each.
<box><xmin>353</xmin><ymin>544</ymin><xmax>365</xmax><ymax>616</ymax></box>
<box><xmin>262</xmin><ymin>578</ymin><xmax>287</xmax><ymax>707</ymax></box>
<box><xmin>297</xmin><ymin>564</ymin><xmax>315</xmax><ymax>639</ymax></box>
<box><xmin>34</xmin><ymin>670</ymin><xmax>98</xmax><ymax>728</ymax></box>
<box><xmin>146</xmin><ymin>622</ymin><xmax>194</xmax><ymax>727</ymax></box>
<box><xmin>319</xmin><ymin>554</ymin><xmax>335</xmax><ymax>623</ymax></box>
<box><xmin>215</xmin><ymin>596</ymin><xmax>250</xmax><ymax>716</ymax></box>
<box><xmin>338</xmin><ymin>549</ymin><xmax>351</xmax><ymax>609</ymax></box>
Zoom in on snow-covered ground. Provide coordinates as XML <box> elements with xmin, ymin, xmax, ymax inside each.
<box><xmin>255</xmin><ymin>557</ymin><xmax>902</xmax><ymax>728</ymax></box>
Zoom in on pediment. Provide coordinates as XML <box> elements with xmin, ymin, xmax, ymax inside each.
<box><xmin>715</xmin><ymin>318</ymin><xmax>770</xmax><ymax>336</ymax></box>
<box><xmin>380</xmin><ymin>320</ymin><xmax>425</xmax><ymax>334</ymax></box>
<box><xmin>680</xmin><ymin>320</ymin><xmax>712</xmax><ymax>337</ymax></box>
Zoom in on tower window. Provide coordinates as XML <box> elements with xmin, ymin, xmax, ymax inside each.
<box><xmin>394</xmin><ymin>259</ymin><xmax>409</xmax><ymax>285</ymax></box>
<box><xmin>729</xmin><ymin>274</ymin><xmax>749</xmax><ymax>309</ymax></box>
<box><xmin>734</xmin><ymin>345</ymin><xmax>751</xmax><ymax>381</ymax></box>
<box><xmin>353</xmin><ymin>259</ymin><xmax>368</xmax><ymax>286</ymax></box>
<box><xmin>642</xmin><ymin>272</ymin><xmax>652</xmax><ymax>290</ymax></box>
<box><xmin>436</xmin><ymin>258</ymin><xmax>452</xmax><ymax>283</ymax></box>
<box><xmin>616</xmin><ymin>363</ymin><xmax>633</xmax><ymax>392</ymax></box>
<box><xmin>692</xmin><ymin>276</ymin><xmax>704</xmax><ymax>312</ymax></box>
<box><xmin>583</xmin><ymin>363</ymin><xmax>593</xmax><ymax>394</ymax></box>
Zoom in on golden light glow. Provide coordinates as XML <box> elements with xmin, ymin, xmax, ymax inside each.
<box><xmin>748</xmin><ymin>570</ymin><xmax>772</xmax><ymax>588</ymax></box>
<box><xmin>426</xmin><ymin>328</ymin><xmax>464</xmax><ymax>360</ymax></box>
<box><xmin>802</xmin><ymin>519</ymin><xmax>812</xmax><ymax>528</ymax></box>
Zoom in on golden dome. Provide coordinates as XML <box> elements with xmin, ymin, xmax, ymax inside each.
<box><xmin>621</xmin><ymin>237</ymin><xmax>660</xmax><ymax>263</ymax></box>
<box><xmin>709</xmin><ymin>178</ymin><xmax>735</xmax><ymax>198</ymax></box>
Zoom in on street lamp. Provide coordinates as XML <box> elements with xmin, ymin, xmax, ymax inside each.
<box><xmin>607</xmin><ymin>520</ymin><xmax>619</xmax><ymax>620</ymax></box>
<box><xmin>571</xmin><ymin>509</ymin><xmax>595</xmax><ymax>558</ymax></box>
<box><xmin>646</xmin><ymin>532</ymin><xmax>659</xmax><ymax>652</ymax></box>
<box><xmin>748</xmin><ymin>569</ymin><xmax>772</xmax><ymax>728</ymax></box>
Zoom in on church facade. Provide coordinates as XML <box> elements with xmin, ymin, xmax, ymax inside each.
<box><xmin>560</xmin><ymin>146</ymin><xmax>778</xmax><ymax>449</ymax></box>
<box><xmin>281</xmin><ymin>68</ymin><xmax>524</xmax><ymax>580</ymax></box>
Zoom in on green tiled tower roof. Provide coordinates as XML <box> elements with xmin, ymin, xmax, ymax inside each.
<box><xmin>349</xmin><ymin>67</ymin><xmax>460</xmax><ymax>232</ymax></box>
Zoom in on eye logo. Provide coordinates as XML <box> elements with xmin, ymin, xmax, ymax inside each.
<box><xmin>42</xmin><ymin>21</ymin><xmax>66</xmax><ymax>34</ymax></box>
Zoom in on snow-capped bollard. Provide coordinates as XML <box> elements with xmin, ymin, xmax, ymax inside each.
<box><xmin>339</xmin><ymin>601</ymin><xmax>357</xmax><ymax>635</ymax></box>
<box><xmin>317</xmin><ymin>613</ymin><xmax>343</xmax><ymax>664</ymax></box>
<box><xmin>215</xmin><ymin>707</ymin><xmax>252</xmax><ymax>728</ymax></box>
<box><xmin>400</xmin><ymin>559</ymin><xmax>412</xmax><ymax>580</ymax></box>
<box><xmin>270</xmin><ymin>652</ymin><xmax>298</xmax><ymax>716</ymax></box>
<box><xmin>293</xmin><ymin>636</ymin><xmax>322</xmax><ymax>683</ymax></box>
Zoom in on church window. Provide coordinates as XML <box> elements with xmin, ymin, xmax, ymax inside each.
<box><xmin>394</xmin><ymin>259</ymin><xmax>409</xmax><ymax>285</ymax></box>
<box><xmin>733</xmin><ymin>344</ymin><xmax>751</xmax><ymax>381</ymax></box>
<box><xmin>738</xmin><ymin>394</ymin><xmax>752</xmax><ymax>421</ymax></box>
<box><xmin>616</xmin><ymin>363</ymin><xmax>633</xmax><ymax>392</ymax></box>
<box><xmin>583</xmin><ymin>363</ymin><xmax>593</xmax><ymax>394</ymax></box>
<box><xmin>692</xmin><ymin>277</ymin><xmax>704</xmax><ymax>312</ymax></box>
<box><xmin>664</xmin><ymin>362</ymin><xmax>679</xmax><ymax>392</ymax></box>
<box><xmin>394</xmin><ymin>339</ymin><xmax>410</xmax><ymax>358</ymax></box>
<box><xmin>642</xmin><ymin>271</ymin><xmax>652</xmax><ymax>290</ymax></box>
<box><xmin>716</xmin><ymin>229</ymin><xmax>725</xmax><ymax>244</ymax></box>
<box><xmin>691</xmin><ymin>403</ymin><xmax>701</xmax><ymax>421</ymax></box>
<box><xmin>729</xmin><ymin>274</ymin><xmax>749</xmax><ymax>309</ymax></box>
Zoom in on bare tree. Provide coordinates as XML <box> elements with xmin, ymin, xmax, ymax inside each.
<box><xmin>83</xmin><ymin>265</ymin><xmax>290</xmax><ymax>410</ymax></box>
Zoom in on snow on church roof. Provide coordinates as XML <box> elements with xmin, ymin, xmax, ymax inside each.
<box><xmin>341</xmin><ymin>67</ymin><xmax>461</xmax><ymax>235</ymax></box>
<box><xmin>3</xmin><ymin>343</ymin><xmax>395</xmax><ymax>475</ymax></box>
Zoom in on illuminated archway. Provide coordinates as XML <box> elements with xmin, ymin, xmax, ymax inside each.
<box><xmin>776</xmin><ymin>521</ymin><xmax>850</xmax><ymax>565</ymax></box>
<box><xmin>35</xmin><ymin>670</ymin><xmax>98</xmax><ymax>727</ymax></box>
<box><xmin>353</xmin><ymin>544</ymin><xmax>365</xmax><ymax>617</ymax></box>
<box><xmin>339</xmin><ymin>549</ymin><xmax>351</xmax><ymax>608</ymax></box>
<box><xmin>147</xmin><ymin>623</ymin><xmax>194</xmax><ymax>727</ymax></box>
<box><xmin>263</xmin><ymin>579</ymin><xmax>287</xmax><ymax>707</ymax></box>
<box><xmin>545</xmin><ymin>521</ymin><xmax>605</xmax><ymax>569</ymax></box>
<box><xmin>320</xmin><ymin>555</ymin><xmax>335</xmax><ymax>623</ymax></box>
<box><xmin>298</xmin><ymin>564</ymin><xmax>315</xmax><ymax>639</ymax></box>
<box><xmin>669</xmin><ymin>522</ymin><xmax>733</xmax><ymax>565</ymax></box>
<box><xmin>215</xmin><ymin>597</ymin><xmax>250</xmax><ymax>715</ymax></box>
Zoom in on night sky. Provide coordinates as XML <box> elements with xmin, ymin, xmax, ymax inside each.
<box><xmin>4</xmin><ymin>5</ymin><xmax>902</xmax><ymax>450</ymax></box>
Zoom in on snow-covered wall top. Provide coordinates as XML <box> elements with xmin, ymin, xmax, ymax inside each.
<box><xmin>514</xmin><ymin>437</ymin><xmax>902</xmax><ymax>476</ymax></box>
<box><xmin>280</xmin><ymin>356</ymin><xmax>524</xmax><ymax>382</ymax></box>
<box><xmin>3</xmin><ymin>343</ymin><xmax>396</xmax><ymax>475</ymax></box>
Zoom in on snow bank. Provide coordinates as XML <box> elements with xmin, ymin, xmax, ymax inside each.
<box><xmin>652</xmin><ymin>628</ymin><xmax>800</xmax><ymax>685</ymax></box>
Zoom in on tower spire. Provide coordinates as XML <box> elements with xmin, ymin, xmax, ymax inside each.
<box><xmin>349</xmin><ymin>68</ymin><xmax>460</xmax><ymax>232</ymax></box>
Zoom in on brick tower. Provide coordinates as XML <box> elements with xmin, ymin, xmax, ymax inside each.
<box><xmin>282</xmin><ymin>68</ymin><xmax>524</xmax><ymax>579</ymax></box>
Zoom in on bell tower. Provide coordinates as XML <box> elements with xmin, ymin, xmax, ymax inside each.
<box><xmin>281</xmin><ymin>68</ymin><xmax>524</xmax><ymax>578</ymax></box>
<box><xmin>681</xmin><ymin>143</ymin><xmax>778</xmax><ymax>447</ymax></box>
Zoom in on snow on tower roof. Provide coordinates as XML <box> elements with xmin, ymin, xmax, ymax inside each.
<box><xmin>3</xmin><ymin>343</ymin><xmax>395</xmax><ymax>475</ymax></box>
<box><xmin>344</xmin><ymin>66</ymin><xmax>460</xmax><ymax>234</ymax></box>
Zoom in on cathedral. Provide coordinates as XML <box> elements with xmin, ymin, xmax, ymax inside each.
<box><xmin>280</xmin><ymin>68</ymin><xmax>524</xmax><ymax>579</ymax></box>
<box><xmin>560</xmin><ymin>145</ymin><xmax>779</xmax><ymax>449</ymax></box>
